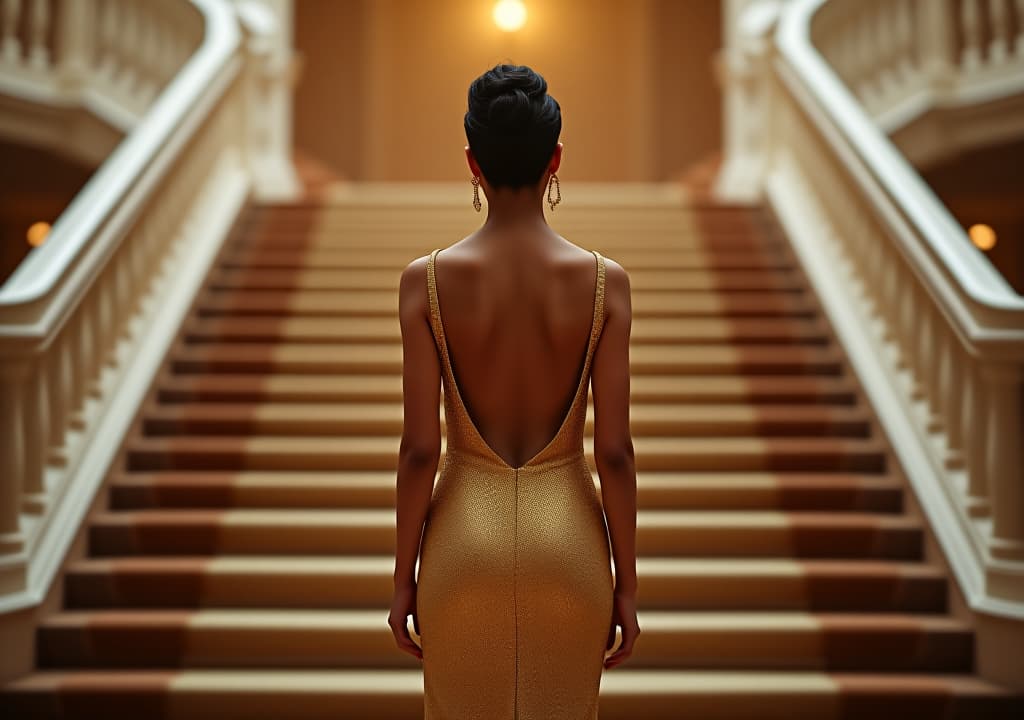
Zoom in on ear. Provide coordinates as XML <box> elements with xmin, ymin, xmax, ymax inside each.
<box><xmin>465</xmin><ymin>145</ymin><xmax>482</xmax><ymax>177</ymax></box>
<box><xmin>548</xmin><ymin>142</ymin><xmax>563</xmax><ymax>174</ymax></box>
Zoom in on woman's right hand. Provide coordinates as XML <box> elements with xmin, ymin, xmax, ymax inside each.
<box><xmin>604</xmin><ymin>589</ymin><xmax>640</xmax><ymax>669</ymax></box>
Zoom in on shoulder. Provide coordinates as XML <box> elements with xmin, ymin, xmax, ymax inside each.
<box><xmin>398</xmin><ymin>252</ymin><xmax>433</xmax><ymax>317</ymax></box>
<box><xmin>596</xmin><ymin>254</ymin><xmax>630</xmax><ymax>320</ymax></box>
<box><xmin>598</xmin><ymin>254</ymin><xmax>630</xmax><ymax>294</ymax></box>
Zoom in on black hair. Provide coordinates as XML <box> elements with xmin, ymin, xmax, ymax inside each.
<box><xmin>464</xmin><ymin>63</ymin><xmax>561</xmax><ymax>190</ymax></box>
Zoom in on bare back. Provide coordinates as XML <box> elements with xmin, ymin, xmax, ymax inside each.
<box><xmin>430</xmin><ymin>236</ymin><xmax>602</xmax><ymax>469</ymax></box>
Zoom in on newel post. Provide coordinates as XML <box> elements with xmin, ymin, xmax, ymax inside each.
<box><xmin>234</xmin><ymin>0</ymin><xmax>301</xmax><ymax>201</ymax></box>
<box><xmin>713</xmin><ymin>0</ymin><xmax>784</xmax><ymax>203</ymax></box>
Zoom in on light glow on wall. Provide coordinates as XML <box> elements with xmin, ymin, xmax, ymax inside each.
<box><xmin>493</xmin><ymin>0</ymin><xmax>527</xmax><ymax>32</ymax></box>
<box><xmin>26</xmin><ymin>221</ymin><xmax>50</xmax><ymax>247</ymax></box>
<box><xmin>968</xmin><ymin>223</ymin><xmax>996</xmax><ymax>250</ymax></box>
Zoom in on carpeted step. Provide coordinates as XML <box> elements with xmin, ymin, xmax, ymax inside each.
<box><xmin>219</xmin><ymin>247</ymin><xmax>797</xmax><ymax>271</ymax></box>
<box><xmin>5</xmin><ymin>669</ymin><xmax>1020</xmax><ymax>720</ymax></box>
<box><xmin>139</xmin><ymin>402</ymin><xmax>873</xmax><ymax>438</ymax></box>
<box><xmin>156</xmin><ymin>373</ymin><xmax>860</xmax><ymax>405</ymax></box>
<box><xmin>86</xmin><ymin>509</ymin><xmax>922</xmax><ymax>559</ymax></box>
<box><xmin>196</xmin><ymin>288</ymin><xmax>819</xmax><ymax>318</ymax></box>
<box><xmin>206</xmin><ymin>267</ymin><xmax>807</xmax><ymax>292</ymax></box>
<box><xmin>62</xmin><ymin>556</ymin><xmax>948</xmax><ymax>612</ymax></box>
<box><xmin>169</xmin><ymin>343</ymin><xmax>846</xmax><ymax>376</ymax></box>
<box><xmin>107</xmin><ymin>471</ymin><xmax>904</xmax><ymax>513</ymax></box>
<box><xmin>181</xmin><ymin>315</ymin><xmax>831</xmax><ymax>345</ymax></box>
<box><xmin>36</xmin><ymin>609</ymin><xmax>973</xmax><ymax>672</ymax></box>
<box><xmin>122</xmin><ymin>436</ymin><xmax>887</xmax><ymax>472</ymax></box>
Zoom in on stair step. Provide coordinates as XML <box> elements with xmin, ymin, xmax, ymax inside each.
<box><xmin>169</xmin><ymin>343</ymin><xmax>845</xmax><ymax>376</ymax></box>
<box><xmin>196</xmin><ymin>289</ymin><xmax>820</xmax><ymax>318</ymax></box>
<box><xmin>206</xmin><ymin>267</ymin><xmax>806</xmax><ymax>292</ymax></box>
<box><xmin>5</xmin><ymin>669</ymin><xmax>1019</xmax><ymax>720</ymax></box>
<box><xmin>140</xmin><ymin>403</ymin><xmax>872</xmax><ymax>438</ymax></box>
<box><xmin>181</xmin><ymin>316</ymin><xmax>830</xmax><ymax>345</ymax></box>
<box><xmin>123</xmin><ymin>436</ymin><xmax>887</xmax><ymax>472</ymax></box>
<box><xmin>62</xmin><ymin>556</ymin><xmax>948</xmax><ymax>611</ymax></box>
<box><xmin>107</xmin><ymin>471</ymin><xmax>904</xmax><ymax>513</ymax></box>
<box><xmin>219</xmin><ymin>247</ymin><xmax>797</xmax><ymax>271</ymax></box>
<box><xmin>36</xmin><ymin>609</ymin><xmax>972</xmax><ymax>672</ymax></box>
<box><xmin>236</xmin><ymin>233</ymin><xmax>785</xmax><ymax>251</ymax></box>
<box><xmin>156</xmin><ymin>373</ymin><xmax>859</xmax><ymax>405</ymax></box>
<box><xmin>87</xmin><ymin>510</ymin><xmax>922</xmax><ymax>559</ymax></box>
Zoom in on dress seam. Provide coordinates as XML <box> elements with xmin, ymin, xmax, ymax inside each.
<box><xmin>513</xmin><ymin>465</ymin><xmax>519</xmax><ymax>719</ymax></box>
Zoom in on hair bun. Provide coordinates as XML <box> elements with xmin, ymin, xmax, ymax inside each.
<box><xmin>468</xmin><ymin>65</ymin><xmax>551</xmax><ymax>133</ymax></box>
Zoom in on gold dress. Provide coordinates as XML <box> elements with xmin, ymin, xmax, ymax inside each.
<box><xmin>417</xmin><ymin>247</ymin><xmax>614</xmax><ymax>720</ymax></box>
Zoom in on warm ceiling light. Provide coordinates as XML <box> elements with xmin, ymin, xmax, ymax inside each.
<box><xmin>493</xmin><ymin>0</ymin><xmax>527</xmax><ymax>32</ymax></box>
<box><xmin>968</xmin><ymin>223</ymin><xmax>996</xmax><ymax>250</ymax></box>
<box><xmin>26</xmin><ymin>221</ymin><xmax>50</xmax><ymax>247</ymax></box>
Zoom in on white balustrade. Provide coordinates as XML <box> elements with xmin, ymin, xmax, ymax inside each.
<box><xmin>717</xmin><ymin>0</ymin><xmax>1024</xmax><ymax>688</ymax></box>
<box><xmin>0</xmin><ymin>1</ymin><xmax>298</xmax><ymax>685</ymax></box>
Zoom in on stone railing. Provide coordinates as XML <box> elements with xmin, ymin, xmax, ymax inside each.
<box><xmin>0</xmin><ymin>0</ymin><xmax>298</xmax><ymax>660</ymax></box>
<box><xmin>811</xmin><ymin>0</ymin><xmax>1024</xmax><ymax>164</ymax></box>
<box><xmin>0</xmin><ymin>0</ymin><xmax>202</xmax><ymax>136</ymax></box>
<box><xmin>716</xmin><ymin>0</ymin><xmax>1024</xmax><ymax>688</ymax></box>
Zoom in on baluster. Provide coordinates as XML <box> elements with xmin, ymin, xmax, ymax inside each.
<box><xmin>909</xmin><ymin>284</ymin><xmax>928</xmax><ymax>399</ymax></box>
<box><xmin>927</xmin><ymin>318</ymin><xmax>948</xmax><ymax>428</ymax></box>
<box><xmin>895</xmin><ymin>275</ymin><xmax>916</xmax><ymax>374</ymax></box>
<box><xmin>894</xmin><ymin>0</ymin><xmax>917</xmax><ymax>83</ymax></box>
<box><xmin>1015</xmin><ymin>0</ymin><xmax>1024</xmax><ymax>55</ymax></box>
<box><xmin>983</xmin><ymin>363</ymin><xmax>1024</xmax><ymax>559</ymax></box>
<box><xmin>944</xmin><ymin>337</ymin><xmax>966</xmax><ymax>467</ymax></box>
<box><xmin>875</xmin><ymin>0</ymin><xmax>897</xmax><ymax>102</ymax></box>
<box><xmin>56</xmin><ymin>0</ymin><xmax>92</xmax><ymax>89</ymax></box>
<box><xmin>961</xmin><ymin>0</ymin><xmax>983</xmax><ymax>70</ymax></box>
<box><xmin>67</xmin><ymin>310</ymin><xmax>85</xmax><ymax>424</ymax></box>
<box><xmin>879</xmin><ymin>246</ymin><xmax>897</xmax><ymax>343</ymax></box>
<box><xmin>855</xmin><ymin>6</ymin><xmax>878</xmax><ymax>106</ymax></box>
<box><xmin>963</xmin><ymin>360</ymin><xmax>991</xmax><ymax>515</ymax></box>
<box><xmin>913</xmin><ymin>292</ymin><xmax>933</xmax><ymax>403</ymax></box>
<box><xmin>2</xmin><ymin>0</ymin><xmax>22</xmax><ymax>63</ymax></box>
<box><xmin>21</xmin><ymin>359</ymin><xmax>47</xmax><ymax>496</ymax></box>
<box><xmin>27</xmin><ymin>0</ymin><xmax>48</xmax><ymax>69</ymax></box>
<box><xmin>117</xmin><ymin>0</ymin><xmax>139</xmax><ymax>101</ymax></box>
<box><xmin>988</xmin><ymin>0</ymin><xmax>1010</xmax><ymax>62</ymax></box>
<box><xmin>136</xmin><ymin>10</ymin><xmax>157</xmax><ymax>106</ymax></box>
<box><xmin>46</xmin><ymin>334</ymin><xmax>68</xmax><ymax>452</ymax></box>
<box><xmin>0</xmin><ymin>360</ymin><xmax>27</xmax><ymax>539</ymax></box>
<box><xmin>96</xmin><ymin>0</ymin><xmax>119</xmax><ymax>82</ymax></box>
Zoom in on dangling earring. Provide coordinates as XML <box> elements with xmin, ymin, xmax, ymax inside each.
<box><xmin>471</xmin><ymin>175</ymin><xmax>482</xmax><ymax>212</ymax></box>
<box><xmin>547</xmin><ymin>172</ymin><xmax>562</xmax><ymax>211</ymax></box>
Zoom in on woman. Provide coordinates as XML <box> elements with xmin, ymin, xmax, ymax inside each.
<box><xmin>388</xmin><ymin>63</ymin><xmax>639</xmax><ymax>720</ymax></box>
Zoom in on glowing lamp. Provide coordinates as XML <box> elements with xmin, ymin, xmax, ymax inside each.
<box><xmin>493</xmin><ymin>0</ymin><xmax>527</xmax><ymax>32</ymax></box>
<box><xmin>968</xmin><ymin>223</ymin><xmax>996</xmax><ymax>250</ymax></box>
<box><xmin>26</xmin><ymin>221</ymin><xmax>50</xmax><ymax>247</ymax></box>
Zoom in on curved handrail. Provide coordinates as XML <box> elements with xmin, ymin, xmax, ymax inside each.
<box><xmin>776</xmin><ymin>0</ymin><xmax>1024</xmax><ymax>340</ymax></box>
<box><xmin>0</xmin><ymin>0</ymin><xmax>240</xmax><ymax>315</ymax></box>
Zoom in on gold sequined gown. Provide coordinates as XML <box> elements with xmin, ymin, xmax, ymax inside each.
<box><xmin>417</xmin><ymin>247</ymin><xmax>614</xmax><ymax>720</ymax></box>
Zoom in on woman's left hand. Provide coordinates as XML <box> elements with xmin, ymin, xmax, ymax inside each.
<box><xmin>388</xmin><ymin>581</ymin><xmax>423</xmax><ymax>660</ymax></box>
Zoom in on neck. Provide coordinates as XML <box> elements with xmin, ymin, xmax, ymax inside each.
<box><xmin>480</xmin><ymin>181</ymin><xmax>549</xmax><ymax>231</ymax></box>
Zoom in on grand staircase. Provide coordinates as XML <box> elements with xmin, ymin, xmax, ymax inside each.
<box><xmin>2</xmin><ymin>186</ymin><xmax>1022</xmax><ymax>719</ymax></box>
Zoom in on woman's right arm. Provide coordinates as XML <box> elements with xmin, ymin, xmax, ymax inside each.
<box><xmin>591</xmin><ymin>257</ymin><xmax>640</xmax><ymax>669</ymax></box>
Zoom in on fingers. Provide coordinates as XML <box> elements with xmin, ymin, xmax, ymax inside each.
<box><xmin>604</xmin><ymin>623</ymin><xmax>640</xmax><ymax>669</ymax></box>
<box><xmin>606</xmin><ymin>622</ymin><xmax>619</xmax><ymax>652</ymax></box>
<box><xmin>388</xmin><ymin>614</ymin><xmax>423</xmax><ymax>661</ymax></box>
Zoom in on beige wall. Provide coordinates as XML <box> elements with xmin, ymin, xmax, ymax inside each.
<box><xmin>294</xmin><ymin>0</ymin><xmax>721</xmax><ymax>183</ymax></box>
